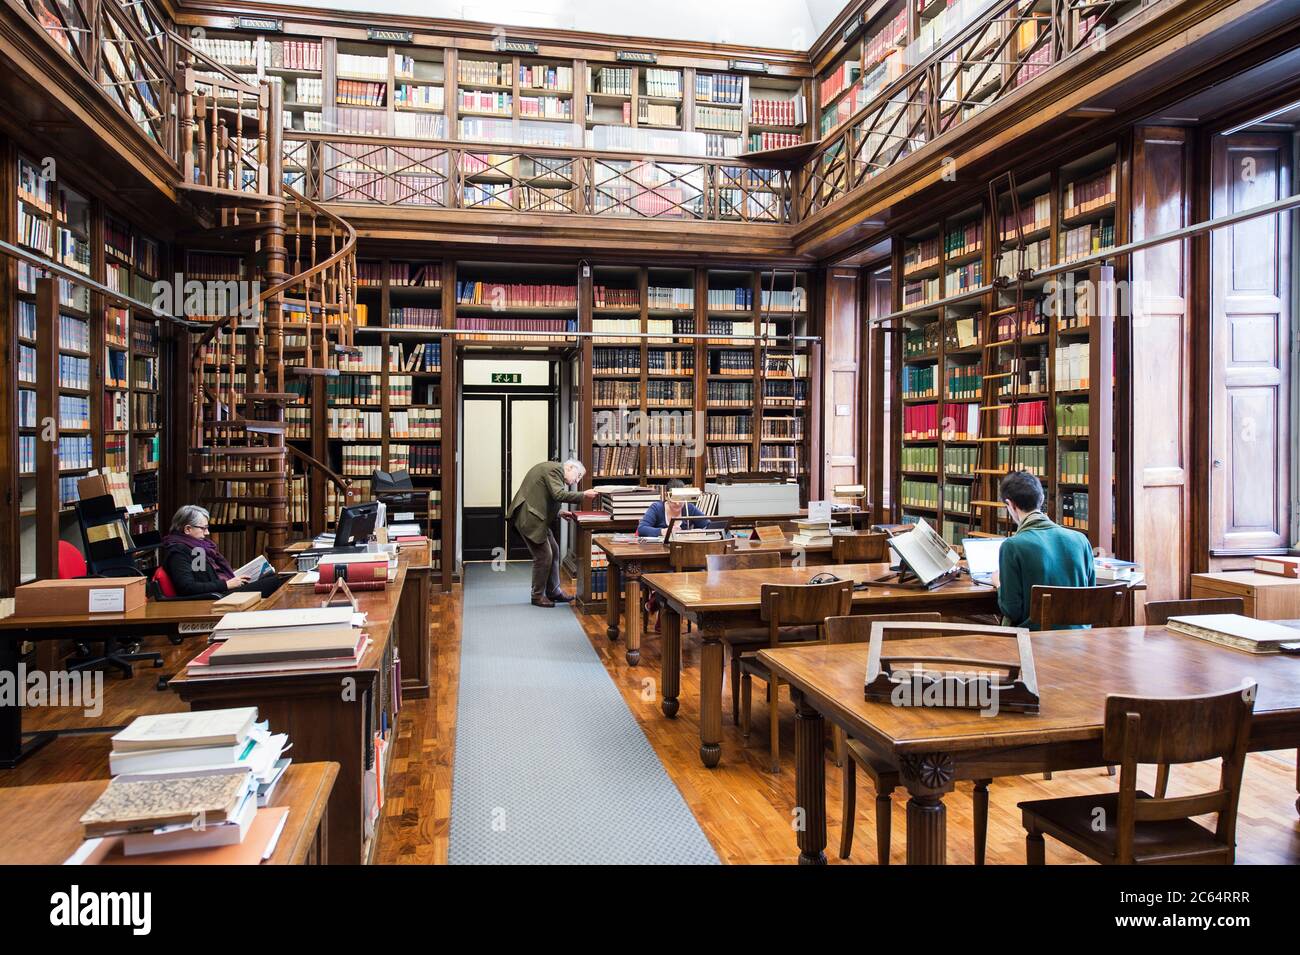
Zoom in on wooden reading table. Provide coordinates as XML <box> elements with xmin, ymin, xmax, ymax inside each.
<box><xmin>757</xmin><ymin>626</ymin><xmax>1300</xmax><ymax>865</ymax></box>
<box><xmin>640</xmin><ymin>563</ymin><xmax>1001</xmax><ymax>768</ymax></box>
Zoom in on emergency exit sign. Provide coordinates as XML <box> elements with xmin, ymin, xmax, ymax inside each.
<box><xmin>492</xmin><ymin>373</ymin><xmax>522</xmax><ymax>384</ymax></box>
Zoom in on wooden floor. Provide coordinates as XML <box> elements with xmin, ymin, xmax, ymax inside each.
<box><xmin>8</xmin><ymin>574</ymin><xmax>1300</xmax><ymax>864</ymax></box>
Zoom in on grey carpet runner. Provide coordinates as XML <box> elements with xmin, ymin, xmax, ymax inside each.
<box><xmin>448</xmin><ymin>562</ymin><xmax>719</xmax><ymax>864</ymax></box>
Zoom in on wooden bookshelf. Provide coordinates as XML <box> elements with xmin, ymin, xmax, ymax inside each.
<box><xmin>884</xmin><ymin>142</ymin><xmax>1120</xmax><ymax>552</ymax></box>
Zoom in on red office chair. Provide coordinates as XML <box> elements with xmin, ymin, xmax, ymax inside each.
<box><xmin>151</xmin><ymin>565</ymin><xmax>178</xmax><ymax>598</ymax></box>
<box><xmin>58</xmin><ymin>541</ymin><xmax>163</xmax><ymax>679</ymax></box>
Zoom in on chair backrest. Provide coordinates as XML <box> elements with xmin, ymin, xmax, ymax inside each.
<box><xmin>57</xmin><ymin>541</ymin><xmax>87</xmax><ymax>579</ymax></box>
<box><xmin>825</xmin><ymin>611</ymin><xmax>943</xmax><ymax>645</ymax></box>
<box><xmin>1143</xmin><ymin>597</ymin><xmax>1245</xmax><ymax>626</ymax></box>
<box><xmin>706</xmin><ymin>551</ymin><xmax>780</xmax><ymax>572</ymax></box>
<box><xmin>760</xmin><ymin>580</ymin><xmax>854</xmax><ymax>646</ymax></box>
<box><xmin>831</xmin><ymin>532</ymin><xmax>889</xmax><ymax>564</ymax></box>
<box><xmin>1031</xmin><ymin>583</ymin><xmax>1128</xmax><ymax>629</ymax></box>
<box><xmin>1102</xmin><ymin>687</ymin><xmax>1255</xmax><ymax>862</ymax></box>
<box><xmin>670</xmin><ymin>538</ymin><xmax>734</xmax><ymax>571</ymax></box>
<box><xmin>152</xmin><ymin>565</ymin><xmax>178</xmax><ymax>598</ymax></box>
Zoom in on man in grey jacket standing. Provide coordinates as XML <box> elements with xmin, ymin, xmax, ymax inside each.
<box><xmin>508</xmin><ymin>458</ymin><xmax>597</xmax><ymax>607</ymax></box>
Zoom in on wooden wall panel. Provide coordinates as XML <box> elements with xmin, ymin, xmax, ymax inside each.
<box><xmin>1129</xmin><ymin>127</ymin><xmax>1192</xmax><ymax>604</ymax></box>
<box><xmin>823</xmin><ymin>269</ymin><xmax>860</xmax><ymax>493</ymax></box>
<box><xmin>1208</xmin><ymin>133</ymin><xmax>1291</xmax><ymax>555</ymax></box>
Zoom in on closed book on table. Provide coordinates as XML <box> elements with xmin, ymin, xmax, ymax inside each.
<box><xmin>208</xmin><ymin>628</ymin><xmax>363</xmax><ymax>666</ymax></box>
<box><xmin>110</xmin><ymin>738</ymin><xmax>256</xmax><ymax>775</ymax></box>
<box><xmin>111</xmin><ymin>708</ymin><xmax>258</xmax><ymax>753</ymax></box>
<box><xmin>212</xmin><ymin>606</ymin><xmax>354</xmax><ymax>639</ymax></box>
<box><xmin>186</xmin><ymin>633</ymin><xmax>368</xmax><ymax>676</ymax></box>
<box><xmin>79</xmin><ymin>770</ymin><xmax>251</xmax><ymax>837</ymax></box>
<box><xmin>1166</xmin><ymin>614</ymin><xmax>1300</xmax><ymax>654</ymax></box>
<box><xmin>122</xmin><ymin>790</ymin><xmax>258</xmax><ymax>855</ymax></box>
<box><xmin>69</xmin><ymin>807</ymin><xmax>290</xmax><ymax>865</ymax></box>
<box><xmin>315</xmin><ymin>557</ymin><xmax>388</xmax><ymax>592</ymax></box>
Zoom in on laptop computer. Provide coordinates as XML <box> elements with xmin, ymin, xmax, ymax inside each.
<box><xmin>961</xmin><ymin>537</ymin><xmax>1005</xmax><ymax>583</ymax></box>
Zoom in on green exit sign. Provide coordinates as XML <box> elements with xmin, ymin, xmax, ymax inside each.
<box><xmin>492</xmin><ymin>373</ymin><xmax>522</xmax><ymax>384</ymax></box>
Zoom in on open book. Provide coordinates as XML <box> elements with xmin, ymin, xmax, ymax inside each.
<box><xmin>887</xmin><ymin>518</ymin><xmax>960</xmax><ymax>587</ymax></box>
<box><xmin>233</xmin><ymin>555</ymin><xmax>275</xmax><ymax>580</ymax></box>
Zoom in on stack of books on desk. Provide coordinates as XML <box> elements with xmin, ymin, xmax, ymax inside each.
<box><xmin>791</xmin><ymin>519</ymin><xmax>833</xmax><ymax>547</ymax></box>
<box><xmin>597</xmin><ymin>485</ymin><xmax>661</xmax><ymax>520</ymax></box>
<box><xmin>186</xmin><ymin>607</ymin><xmax>368</xmax><ymax>678</ymax></box>
<box><xmin>67</xmin><ymin>708</ymin><xmax>294</xmax><ymax>864</ymax></box>
<box><xmin>1165</xmin><ymin>614</ymin><xmax>1300</xmax><ymax>655</ymax></box>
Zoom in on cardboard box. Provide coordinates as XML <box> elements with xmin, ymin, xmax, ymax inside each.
<box><xmin>15</xmin><ymin>577</ymin><xmax>147</xmax><ymax>617</ymax></box>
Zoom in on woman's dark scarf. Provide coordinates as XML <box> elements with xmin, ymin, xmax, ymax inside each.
<box><xmin>162</xmin><ymin>532</ymin><xmax>235</xmax><ymax>580</ymax></box>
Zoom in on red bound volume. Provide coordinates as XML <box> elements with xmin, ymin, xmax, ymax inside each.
<box><xmin>314</xmin><ymin>559</ymin><xmax>389</xmax><ymax>593</ymax></box>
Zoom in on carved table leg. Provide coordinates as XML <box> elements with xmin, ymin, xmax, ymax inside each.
<box><xmin>624</xmin><ymin>570</ymin><xmax>642</xmax><ymax>666</ymax></box>
<box><xmin>605</xmin><ymin>560</ymin><xmax>621</xmax><ymax>641</ymax></box>
<box><xmin>697</xmin><ymin>614</ymin><xmax>725</xmax><ymax>768</ymax></box>
<box><xmin>900</xmin><ymin>753</ymin><xmax>955</xmax><ymax>865</ymax></box>
<box><xmin>792</xmin><ymin>688</ymin><xmax>827</xmax><ymax>865</ymax></box>
<box><xmin>660</xmin><ymin>605</ymin><xmax>680</xmax><ymax>718</ymax></box>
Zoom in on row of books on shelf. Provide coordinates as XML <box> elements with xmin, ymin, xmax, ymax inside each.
<box><xmin>17</xmin><ymin>435</ymin><xmax>34</xmax><ymax>474</ymax></box>
<box><xmin>337</xmin><ymin>79</ymin><xmax>386</xmax><ymax>107</ymax></box>
<box><xmin>706</xmin><ymin>288</ymin><xmax>753</xmax><ymax>311</ymax></box>
<box><xmin>337</xmin><ymin>343</ymin><xmax>440</xmax><ymax>373</ymax></box>
<box><xmin>694</xmin><ymin>72</ymin><xmax>743</xmax><ymax>105</ymax></box>
<box><xmin>648</xmin><ymin>380</ymin><xmax>694</xmax><ymax>404</ymax></box>
<box><xmin>1057</xmin><ymin>400</ymin><xmax>1090</xmax><ymax>436</ymax></box>
<box><xmin>59</xmin><ymin>355</ymin><xmax>90</xmax><ymax>390</ymax></box>
<box><xmin>394</xmin><ymin>83</ymin><xmax>443</xmax><ymax>110</ymax></box>
<box><xmin>595</xmin><ymin>347</ymin><xmax>648</xmax><ymax>374</ymax></box>
<box><xmin>1054</xmin><ymin>342</ymin><xmax>1092</xmax><ymax>390</ymax></box>
<box><xmin>459</xmin><ymin>59</ymin><xmax>512</xmax><ymax>87</ymax></box>
<box><xmin>649</xmin><ymin>349</ymin><xmax>694</xmax><ymax>373</ymax></box>
<box><xmin>1001</xmin><ymin>192</ymin><xmax>1052</xmax><ymax>241</ymax></box>
<box><xmin>1059</xmin><ymin>450</ymin><xmax>1090</xmax><ymax>484</ymax></box>
<box><xmin>337</xmin><ymin>52</ymin><xmax>387</xmax><ymax>79</ymax></box>
<box><xmin>105</xmin><ymin>392</ymin><xmax>128</xmax><ymax>431</ymax></box>
<box><xmin>335</xmin><ymin>108</ymin><xmax>390</xmax><ymax>136</ymax></box>
<box><xmin>711</xmin><ymin>350</ymin><xmax>754</xmax><ymax>375</ymax></box>
<box><xmin>763</xmin><ymin>378</ymin><xmax>809</xmax><ymax>405</ymax></box>
<box><xmin>133</xmin><ymin>395</ymin><xmax>160</xmax><ymax>431</ymax></box>
<box><xmin>58</xmin><ymin>434</ymin><xmax>93</xmax><ymax>470</ymax></box>
<box><xmin>638</xmin><ymin>102</ymin><xmax>679</xmax><ymax>127</ymax></box>
<box><xmin>457</xmin><ymin>317</ymin><xmax>576</xmax><ymax>336</ymax></box>
<box><xmin>133</xmin><ymin>356</ymin><xmax>159</xmax><ymax>390</ymax></box>
<box><xmin>326</xmin><ymin>374</ymin><xmax>426</xmax><ymax>406</ymax></box>
<box><xmin>459</xmin><ymin>90</ymin><xmax>512</xmax><ymax>115</ymax></box>
<box><xmin>996</xmin><ymin>399</ymin><xmax>1047</xmax><ymax>435</ymax></box>
<box><xmin>750</xmin><ymin>96</ymin><xmax>801</xmax><ymax>127</ymax></box>
<box><xmin>942</xmin><ymin>482</ymin><xmax>972</xmax><ymax>515</ymax></box>
<box><xmin>902</xmin><ymin>402</ymin><xmax>983</xmax><ymax>441</ymax></box>
<box><xmin>17</xmin><ymin>388</ymin><xmax>35</xmax><ymax>427</ymax></box>
<box><xmin>1060</xmin><ymin>219</ymin><xmax>1114</xmax><ymax>264</ymax></box>
<box><xmin>706</xmin><ymin>445</ymin><xmax>750</xmax><ymax>475</ymax></box>
<box><xmin>327</xmin><ymin>408</ymin><xmax>441</xmax><ymax>440</ymax></box>
<box><xmin>647</xmin><ymin>286</ymin><xmax>694</xmax><ymax>309</ymax></box>
<box><xmin>947</xmin><ymin>362</ymin><xmax>982</xmax><ymax>399</ymax></box>
<box><xmin>707</xmin><ymin>414</ymin><xmax>752</xmax><ymax>439</ymax></box>
<box><xmin>519</xmin><ymin>64</ymin><xmax>573</xmax><ymax>92</ymax></box>
<box><xmin>996</xmin><ymin>237</ymin><xmax>1051</xmax><ymax>279</ymax></box>
<box><xmin>386</xmin><ymin>308</ymin><xmax>442</xmax><ymax>331</ymax></box>
<box><xmin>594</xmin><ymin>380</ymin><xmax>641</xmax><ymax>404</ymax></box>
<box><xmin>761</xmin><ymin>416</ymin><xmax>804</xmax><ymax>440</ymax></box>
<box><xmin>902</xmin><ymin>364</ymin><xmax>937</xmax><ymax>398</ymax></box>
<box><xmin>759</xmin><ymin>444</ymin><xmax>805</xmax><ymax>476</ymax></box>
<box><xmin>17</xmin><ymin>156</ymin><xmax>52</xmax><ymax>211</ymax></box>
<box><xmin>998</xmin><ymin>443</ymin><xmax>1047</xmax><ymax>477</ymax></box>
<box><xmin>270</xmin><ymin>39</ymin><xmax>321</xmax><ymax>71</ymax></box>
<box><xmin>1063</xmin><ymin>163</ymin><xmax>1116</xmax><ymax>219</ymax></box>
<box><xmin>455</xmin><ymin>281</ymin><xmax>577</xmax><ymax>308</ymax></box>
<box><xmin>519</xmin><ymin>96</ymin><xmax>573</xmax><ymax>120</ymax></box>
<box><xmin>994</xmin><ymin>301</ymin><xmax>1043</xmax><ymax>340</ymax></box>
<box><xmin>18</xmin><ymin>345</ymin><xmax>35</xmax><ymax>385</ymax></box>
<box><xmin>946</xmin><ymin>261</ymin><xmax>983</xmax><ymax>293</ymax></box>
<box><xmin>17</xmin><ymin>299</ymin><xmax>37</xmax><ymax>339</ymax></box>
<box><xmin>289</xmin><ymin>77</ymin><xmax>322</xmax><ymax>105</ymax></box>
<box><xmin>358</xmin><ymin>261</ymin><xmax>440</xmax><ymax>288</ymax></box>
<box><xmin>593</xmin><ymin>285</ymin><xmax>638</xmax><ymax>308</ymax></box>
<box><xmin>900</xmin><ymin>478</ymin><xmax>941</xmax><ymax>511</ymax></box>
<box><xmin>1060</xmin><ymin>491</ymin><xmax>1091</xmax><ymax>530</ymax></box>
<box><xmin>58</xmin><ymin>394</ymin><xmax>90</xmax><ymax>429</ymax></box>
<box><xmin>18</xmin><ymin>207</ymin><xmax>51</xmax><ymax>251</ymax></box>
<box><xmin>59</xmin><ymin>314</ymin><xmax>90</xmax><ymax>353</ymax></box>
<box><xmin>59</xmin><ymin>475</ymin><xmax>81</xmax><ymax>504</ymax></box>
<box><xmin>184</xmin><ymin>252</ymin><xmax>243</xmax><ymax>282</ymax></box>
<box><xmin>697</xmin><ymin>106</ymin><xmax>742</xmax><ymax>133</ymax></box>
<box><xmin>904</xmin><ymin>277</ymin><xmax>940</xmax><ymax>308</ymax></box>
<box><xmin>994</xmin><ymin>350</ymin><xmax>1049</xmax><ymax>396</ymax></box>
<box><xmin>592</xmin><ymin>446</ymin><xmax>640</xmax><ymax>476</ymax></box>
<box><xmin>749</xmin><ymin>131</ymin><xmax>802</xmax><ymax>151</ymax></box>
<box><xmin>343</xmin><ymin>445</ymin><xmax>441</xmax><ymax>476</ymax></box>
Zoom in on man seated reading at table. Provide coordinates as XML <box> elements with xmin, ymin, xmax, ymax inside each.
<box><xmin>993</xmin><ymin>470</ymin><xmax>1095</xmax><ymax>629</ymax></box>
<box><xmin>636</xmin><ymin>480</ymin><xmax>709</xmax><ymax>538</ymax></box>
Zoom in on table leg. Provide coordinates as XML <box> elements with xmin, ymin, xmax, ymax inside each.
<box><xmin>698</xmin><ymin>615</ymin><xmax>724</xmax><ymax>768</ymax></box>
<box><xmin>624</xmin><ymin>576</ymin><xmax>642</xmax><ymax>667</ymax></box>
<box><xmin>0</xmin><ymin>638</ymin><xmax>22</xmax><ymax>767</ymax></box>
<box><xmin>605</xmin><ymin>561</ymin><xmax>622</xmax><ymax>642</ymax></box>
<box><xmin>792</xmin><ymin>689</ymin><xmax>827</xmax><ymax>865</ymax></box>
<box><xmin>660</xmin><ymin>606</ymin><xmax>680</xmax><ymax>718</ymax></box>
<box><xmin>900</xmin><ymin>753</ymin><xmax>955</xmax><ymax>865</ymax></box>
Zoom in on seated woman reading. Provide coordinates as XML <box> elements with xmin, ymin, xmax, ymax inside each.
<box><xmin>160</xmin><ymin>505</ymin><xmax>274</xmax><ymax>597</ymax></box>
<box><xmin>636</xmin><ymin>480</ymin><xmax>709</xmax><ymax>538</ymax></box>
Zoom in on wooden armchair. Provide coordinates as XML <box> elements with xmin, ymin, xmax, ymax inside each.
<box><xmin>1143</xmin><ymin>597</ymin><xmax>1247</xmax><ymax>797</ymax></box>
<box><xmin>1032</xmin><ymin>581</ymin><xmax>1128</xmax><ymax>780</ymax></box>
<box><xmin>1020</xmin><ymin>686</ymin><xmax>1254</xmax><ymax>864</ymax></box>
<box><xmin>669</xmin><ymin>538</ymin><xmax>734</xmax><ymax>572</ymax></box>
<box><xmin>739</xmin><ymin>580</ymin><xmax>853</xmax><ymax>773</ymax></box>
<box><xmin>830</xmin><ymin>532</ymin><xmax>889</xmax><ymax>564</ymax></box>
<box><xmin>707</xmin><ymin>551</ymin><xmax>781</xmax><ymax>725</ymax></box>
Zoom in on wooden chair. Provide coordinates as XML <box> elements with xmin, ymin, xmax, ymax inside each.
<box><xmin>830</xmin><ymin>532</ymin><xmax>889</xmax><ymax>564</ymax></box>
<box><xmin>1142</xmin><ymin>597</ymin><xmax>1247</xmax><ymax>798</ymax></box>
<box><xmin>1020</xmin><ymin>686</ymin><xmax>1255</xmax><ymax>864</ymax></box>
<box><xmin>823</xmin><ymin>612</ymin><xmax>996</xmax><ymax>865</ymax></box>
<box><xmin>739</xmin><ymin>580</ymin><xmax>853</xmax><ymax>773</ymax></box>
<box><xmin>707</xmin><ymin>551</ymin><xmax>782</xmax><ymax>725</ymax></box>
<box><xmin>1032</xmin><ymin>581</ymin><xmax>1129</xmax><ymax>779</ymax></box>
<box><xmin>659</xmin><ymin>539</ymin><xmax>735</xmax><ymax>634</ymax></box>
<box><xmin>1143</xmin><ymin>597</ymin><xmax>1244</xmax><ymax>625</ymax></box>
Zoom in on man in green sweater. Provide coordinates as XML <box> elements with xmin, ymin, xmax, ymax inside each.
<box><xmin>508</xmin><ymin>458</ymin><xmax>597</xmax><ymax>607</ymax></box>
<box><xmin>993</xmin><ymin>470</ymin><xmax>1095</xmax><ymax>629</ymax></box>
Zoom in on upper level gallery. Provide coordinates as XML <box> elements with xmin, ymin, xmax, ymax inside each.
<box><xmin>2</xmin><ymin>0</ymin><xmax>1294</xmax><ymax>258</ymax></box>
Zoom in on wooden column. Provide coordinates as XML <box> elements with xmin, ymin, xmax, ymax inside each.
<box><xmin>34</xmin><ymin>279</ymin><xmax>60</xmax><ymax>582</ymax></box>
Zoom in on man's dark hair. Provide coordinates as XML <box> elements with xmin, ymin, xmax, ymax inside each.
<box><xmin>999</xmin><ymin>470</ymin><xmax>1044</xmax><ymax>512</ymax></box>
<box><xmin>665</xmin><ymin>479</ymin><xmax>686</xmax><ymax>490</ymax></box>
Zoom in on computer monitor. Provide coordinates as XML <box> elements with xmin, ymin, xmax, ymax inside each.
<box><xmin>335</xmin><ymin>502</ymin><xmax>380</xmax><ymax>548</ymax></box>
<box><xmin>961</xmin><ymin>536</ymin><xmax>1005</xmax><ymax>582</ymax></box>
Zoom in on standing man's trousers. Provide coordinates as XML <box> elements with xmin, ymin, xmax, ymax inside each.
<box><xmin>523</xmin><ymin>529</ymin><xmax>561</xmax><ymax>599</ymax></box>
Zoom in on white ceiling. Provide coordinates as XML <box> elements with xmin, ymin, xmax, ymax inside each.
<box><xmin>265</xmin><ymin>0</ymin><xmax>847</xmax><ymax>51</ymax></box>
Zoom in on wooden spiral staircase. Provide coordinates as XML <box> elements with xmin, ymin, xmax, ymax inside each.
<box><xmin>177</xmin><ymin>41</ymin><xmax>359</xmax><ymax>558</ymax></box>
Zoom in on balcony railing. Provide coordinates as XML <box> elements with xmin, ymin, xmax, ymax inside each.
<box><xmin>282</xmin><ymin>133</ymin><xmax>795</xmax><ymax>223</ymax></box>
<box><xmin>798</xmin><ymin>0</ymin><xmax>1153</xmax><ymax>218</ymax></box>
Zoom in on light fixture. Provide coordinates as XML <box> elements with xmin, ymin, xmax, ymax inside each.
<box><xmin>1220</xmin><ymin>98</ymin><xmax>1300</xmax><ymax>137</ymax></box>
